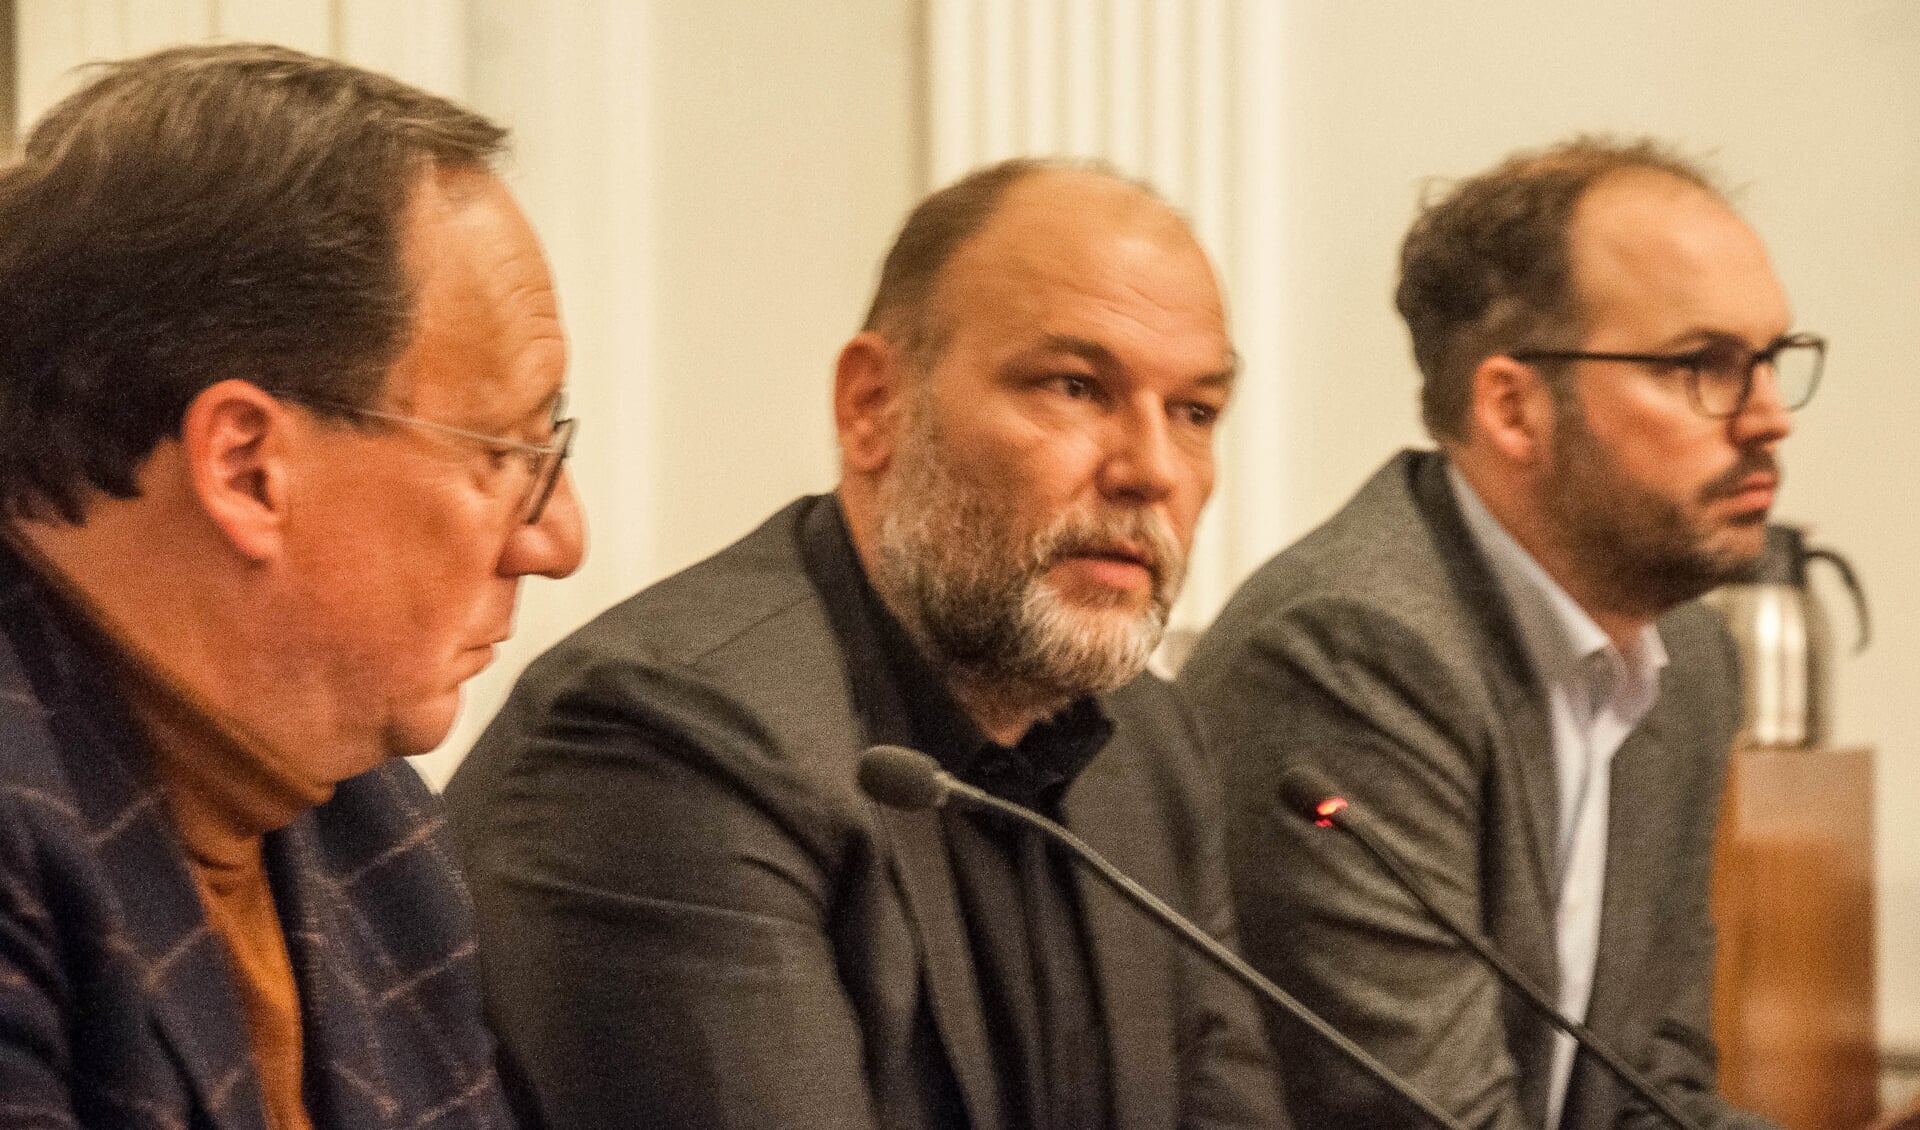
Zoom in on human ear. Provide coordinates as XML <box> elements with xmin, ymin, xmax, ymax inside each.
<box><xmin>1467</xmin><ymin>355</ymin><xmax>1557</xmax><ymax>465</ymax></box>
<box><xmin>180</xmin><ymin>379</ymin><xmax>289</xmax><ymax>562</ymax></box>
<box><xmin>834</xmin><ymin>332</ymin><xmax>908</xmax><ymax>475</ymax></box>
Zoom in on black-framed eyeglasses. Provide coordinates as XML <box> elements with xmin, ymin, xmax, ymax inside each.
<box><xmin>299</xmin><ymin>397</ymin><xmax>577</xmax><ymax>524</ymax></box>
<box><xmin>1508</xmin><ymin>332</ymin><xmax>1825</xmax><ymax>418</ymax></box>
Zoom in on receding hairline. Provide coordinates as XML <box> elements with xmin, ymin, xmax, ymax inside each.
<box><xmin>861</xmin><ymin>157</ymin><xmax>1196</xmax><ymax>366</ymax></box>
<box><xmin>917</xmin><ymin>167</ymin><xmax>1211</xmax><ymax>348</ymax></box>
<box><xmin>1562</xmin><ymin>165</ymin><xmax>1757</xmax><ymax>302</ymax></box>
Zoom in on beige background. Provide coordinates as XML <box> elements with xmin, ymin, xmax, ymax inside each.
<box><xmin>16</xmin><ymin>0</ymin><xmax>1920</xmax><ymax>1064</ymax></box>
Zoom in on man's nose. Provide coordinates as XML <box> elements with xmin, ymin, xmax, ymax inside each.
<box><xmin>1097</xmin><ymin>400</ymin><xmax>1179</xmax><ymax>505</ymax></box>
<box><xmin>502</xmin><ymin>470</ymin><xmax>586</xmax><ymax>579</ymax></box>
<box><xmin>1732</xmin><ymin>362</ymin><xmax>1794</xmax><ymax>446</ymax></box>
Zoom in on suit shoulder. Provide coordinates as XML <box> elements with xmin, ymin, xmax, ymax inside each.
<box><xmin>453</xmin><ymin>499</ymin><xmax>868</xmax><ymax>826</ymax></box>
<box><xmin>1187</xmin><ymin>462</ymin><xmax>1490</xmax><ymax>692</ymax></box>
<box><xmin>1200</xmin><ymin>451</ymin><xmax>1478</xmax><ymax>646</ymax></box>
<box><xmin>1659</xmin><ymin>599</ymin><xmax>1737</xmax><ymax>667</ymax></box>
<box><xmin>556</xmin><ymin>498</ymin><xmax>824</xmax><ymax>672</ymax></box>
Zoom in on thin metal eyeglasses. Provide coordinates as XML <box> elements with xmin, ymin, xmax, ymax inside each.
<box><xmin>302</xmin><ymin>398</ymin><xmax>576</xmax><ymax>524</ymax></box>
<box><xmin>1508</xmin><ymin>332</ymin><xmax>1826</xmax><ymax>418</ymax></box>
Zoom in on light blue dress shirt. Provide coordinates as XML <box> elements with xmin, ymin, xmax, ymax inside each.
<box><xmin>1448</xmin><ymin>465</ymin><xmax>1668</xmax><ymax>1127</ymax></box>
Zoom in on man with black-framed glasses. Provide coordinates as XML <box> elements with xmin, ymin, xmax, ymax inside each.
<box><xmin>1182</xmin><ymin>136</ymin><xmax>1794</xmax><ymax>1130</ymax></box>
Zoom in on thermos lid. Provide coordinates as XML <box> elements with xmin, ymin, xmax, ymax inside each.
<box><xmin>1725</xmin><ymin>523</ymin><xmax>1872</xmax><ymax>653</ymax></box>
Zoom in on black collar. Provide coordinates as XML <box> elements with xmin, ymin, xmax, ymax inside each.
<box><xmin>798</xmin><ymin>494</ymin><xmax>1112</xmax><ymax>809</ymax></box>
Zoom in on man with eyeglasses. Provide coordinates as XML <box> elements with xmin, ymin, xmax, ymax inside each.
<box><xmin>0</xmin><ymin>45</ymin><xmax>582</xmax><ymax>1129</ymax></box>
<box><xmin>1180</xmin><ymin>136</ymin><xmax>1799</xmax><ymax>1130</ymax></box>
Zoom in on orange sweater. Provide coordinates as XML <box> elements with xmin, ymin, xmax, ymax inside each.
<box><xmin>123</xmin><ymin>658</ymin><xmax>329</xmax><ymax>1130</ymax></box>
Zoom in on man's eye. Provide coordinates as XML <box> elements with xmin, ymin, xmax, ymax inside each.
<box><xmin>1177</xmin><ymin>402</ymin><xmax>1221</xmax><ymax>428</ymax></box>
<box><xmin>1691</xmin><ymin>344</ymin><xmax>1751</xmax><ymax>383</ymax></box>
<box><xmin>1055</xmin><ymin>374</ymin><xmax>1096</xmax><ymax>399</ymax></box>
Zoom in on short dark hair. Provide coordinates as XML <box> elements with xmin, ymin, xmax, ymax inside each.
<box><xmin>1396</xmin><ymin>135</ymin><xmax>1724</xmax><ymax>441</ymax></box>
<box><xmin>0</xmin><ymin>43</ymin><xmax>509</xmax><ymax>522</ymax></box>
<box><xmin>862</xmin><ymin>155</ymin><xmax>1150</xmax><ymax>368</ymax></box>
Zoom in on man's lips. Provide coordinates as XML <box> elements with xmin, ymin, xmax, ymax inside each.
<box><xmin>1723</xmin><ymin>473</ymin><xmax>1778</xmax><ymax>511</ymax></box>
<box><xmin>1052</xmin><ymin>544</ymin><xmax>1158</xmax><ymax>591</ymax></box>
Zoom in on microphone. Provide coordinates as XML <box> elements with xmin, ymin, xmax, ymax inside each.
<box><xmin>1278</xmin><ymin>765</ymin><xmax>1706</xmax><ymax>1130</ymax></box>
<box><xmin>859</xmin><ymin>744</ymin><xmax>1470</xmax><ymax>1130</ymax></box>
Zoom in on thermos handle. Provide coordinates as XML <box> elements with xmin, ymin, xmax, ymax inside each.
<box><xmin>1805</xmin><ymin>547</ymin><xmax>1871</xmax><ymax>653</ymax></box>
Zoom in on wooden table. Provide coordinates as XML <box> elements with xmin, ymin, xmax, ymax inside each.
<box><xmin>1712</xmin><ymin>745</ymin><xmax>1878</xmax><ymax>1129</ymax></box>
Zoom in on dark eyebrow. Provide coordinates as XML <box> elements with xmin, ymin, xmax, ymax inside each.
<box><xmin>1032</xmin><ymin>334</ymin><xmax>1240</xmax><ymax>384</ymax></box>
<box><xmin>1661</xmin><ymin>329</ymin><xmax>1790</xmax><ymax>355</ymax></box>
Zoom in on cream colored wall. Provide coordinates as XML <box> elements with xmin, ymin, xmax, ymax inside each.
<box><xmin>14</xmin><ymin>0</ymin><xmax>1920</xmax><ymax>1060</ymax></box>
<box><xmin>423</xmin><ymin>0</ymin><xmax>921</xmax><ymax>784</ymax></box>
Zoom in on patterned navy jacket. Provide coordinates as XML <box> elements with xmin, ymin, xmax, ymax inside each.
<box><xmin>0</xmin><ymin>542</ymin><xmax>514</xmax><ymax>1130</ymax></box>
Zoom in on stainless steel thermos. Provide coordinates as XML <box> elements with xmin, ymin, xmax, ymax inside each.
<box><xmin>1703</xmin><ymin>524</ymin><xmax>1869</xmax><ymax>749</ymax></box>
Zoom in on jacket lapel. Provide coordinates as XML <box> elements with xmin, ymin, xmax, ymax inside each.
<box><xmin>1409</xmin><ymin>452</ymin><xmax>1560</xmax><ymax>901</ymax></box>
<box><xmin>1063</xmin><ymin>750</ymin><xmax>1173</xmax><ymax>1130</ymax></box>
<box><xmin>1490</xmin><ymin>673</ymin><xmax>1561</xmax><ymax>912</ymax></box>
<box><xmin>798</xmin><ymin>497</ymin><xmax>1008</xmax><ymax>1129</ymax></box>
<box><xmin>47</xmin><ymin>689</ymin><xmax>269</xmax><ymax>1130</ymax></box>
<box><xmin>1564</xmin><ymin>707</ymin><xmax>1672</xmax><ymax>1121</ymax></box>
<box><xmin>0</xmin><ymin>551</ymin><xmax>266</xmax><ymax>1129</ymax></box>
<box><xmin>267</xmin><ymin>820</ymin><xmax>398</xmax><ymax>1129</ymax></box>
<box><xmin>876</xmin><ymin>805</ymin><xmax>1004</xmax><ymax>1130</ymax></box>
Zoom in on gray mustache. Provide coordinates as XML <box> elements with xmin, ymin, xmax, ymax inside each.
<box><xmin>1034</xmin><ymin>511</ymin><xmax>1185</xmax><ymax>596</ymax></box>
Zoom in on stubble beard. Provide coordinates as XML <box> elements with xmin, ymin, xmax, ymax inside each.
<box><xmin>1543</xmin><ymin>401</ymin><xmax>1773</xmax><ymax>615</ymax></box>
<box><xmin>872</xmin><ymin>407</ymin><xmax>1185</xmax><ymax>716</ymax></box>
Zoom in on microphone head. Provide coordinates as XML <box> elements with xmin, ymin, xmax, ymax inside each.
<box><xmin>1278</xmin><ymin>765</ymin><xmax>1350</xmax><ymax>827</ymax></box>
<box><xmin>859</xmin><ymin>745</ymin><xmax>951</xmax><ymax>811</ymax></box>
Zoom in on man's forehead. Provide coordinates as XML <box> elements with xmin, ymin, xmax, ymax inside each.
<box><xmin>387</xmin><ymin>169</ymin><xmax>566</xmax><ymax>420</ymax></box>
<box><xmin>966</xmin><ymin>169</ymin><xmax>1191</xmax><ymax>259</ymax></box>
<box><xmin>935</xmin><ymin>175</ymin><xmax>1221</xmax><ymax>320</ymax></box>
<box><xmin>1568</xmin><ymin>171</ymin><xmax>1785</xmax><ymax>328</ymax></box>
<box><xmin>1572</xmin><ymin>172</ymin><xmax>1758</xmax><ymax>273</ymax></box>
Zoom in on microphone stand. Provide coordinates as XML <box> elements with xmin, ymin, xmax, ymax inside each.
<box><xmin>949</xmin><ymin>783</ymin><xmax>1471</xmax><ymax>1130</ymax></box>
<box><xmin>1301</xmin><ymin>784</ymin><xmax>1705</xmax><ymax>1130</ymax></box>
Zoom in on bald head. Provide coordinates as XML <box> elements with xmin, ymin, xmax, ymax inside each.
<box><xmin>863</xmin><ymin>158</ymin><xmax>1209</xmax><ymax>369</ymax></box>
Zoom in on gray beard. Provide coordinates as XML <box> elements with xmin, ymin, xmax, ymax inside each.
<box><xmin>872</xmin><ymin>417</ymin><xmax>1181</xmax><ymax>711</ymax></box>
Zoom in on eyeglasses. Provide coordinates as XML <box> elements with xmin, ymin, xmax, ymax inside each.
<box><xmin>1508</xmin><ymin>332</ymin><xmax>1825</xmax><ymax>418</ymax></box>
<box><xmin>301</xmin><ymin>398</ymin><xmax>576</xmax><ymax>524</ymax></box>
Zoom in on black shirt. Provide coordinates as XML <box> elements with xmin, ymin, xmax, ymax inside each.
<box><xmin>801</xmin><ymin>494</ymin><xmax>1116</xmax><ymax>1130</ymax></box>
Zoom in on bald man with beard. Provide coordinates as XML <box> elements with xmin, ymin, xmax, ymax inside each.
<box><xmin>447</xmin><ymin>158</ymin><xmax>1286</xmax><ymax>1130</ymax></box>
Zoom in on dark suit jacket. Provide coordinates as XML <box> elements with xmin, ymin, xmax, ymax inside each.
<box><xmin>1179</xmin><ymin>451</ymin><xmax>1775</xmax><ymax>1130</ymax></box>
<box><xmin>446</xmin><ymin>495</ymin><xmax>1284</xmax><ymax>1130</ymax></box>
<box><xmin>0</xmin><ymin>544</ymin><xmax>512</xmax><ymax>1130</ymax></box>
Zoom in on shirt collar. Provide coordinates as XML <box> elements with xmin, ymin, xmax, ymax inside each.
<box><xmin>1446</xmin><ymin>462</ymin><xmax>1668</xmax><ymax>691</ymax></box>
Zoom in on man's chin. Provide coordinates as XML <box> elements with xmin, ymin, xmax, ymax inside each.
<box><xmin>382</xmin><ymin>695</ymin><xmax>463</xmax><ymax>763</ymax></box>
<box><xmin>1707</xmin><ymin>518</ymin><xmax>1772</xmax><ymax>572</ymax></box>
<box><xmin>1021</xmin><ymin>610</ymin><xmax>1164</xmax><ymax>691</ymax></box>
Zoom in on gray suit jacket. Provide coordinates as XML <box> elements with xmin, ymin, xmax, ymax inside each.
<box><xmin>446</xmin><ymin>495</ymin><xmax>1283</xmax><ymax>1130</ymax></box>
<box><xmin>1179</xmin><ymin>451</ymin><xmax>1775</xmax><ymax>1130</ymax></box>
